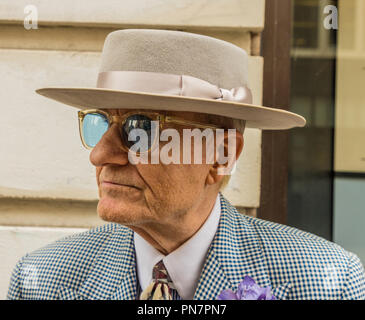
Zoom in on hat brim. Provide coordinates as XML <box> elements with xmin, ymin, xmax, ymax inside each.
<box><xmin>35</xmin><ymin>87</ymin><xmax>306</xmax><ymax>130</ymax></box>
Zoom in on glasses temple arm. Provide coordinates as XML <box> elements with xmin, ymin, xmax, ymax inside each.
<box><xmin>164</xmin><ymin>116</ymin><xmax>221</xmax><ymax>129</ymax></box>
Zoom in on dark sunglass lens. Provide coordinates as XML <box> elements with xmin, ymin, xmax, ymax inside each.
<box><xmin>82</xmin><ymin>113</ymin><xmax>109</xmax><ymax>148</ymax></box>
<box><xmin>121</xmin><ymin>114</ymin><xmax>154</xmax><ymax>152</ymax></box>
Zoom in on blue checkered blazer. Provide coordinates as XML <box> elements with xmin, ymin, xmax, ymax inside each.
<box><xmin>7</xmin><ymin>195</ymin><xmax>365</xmax><ymax>300</ymax></box>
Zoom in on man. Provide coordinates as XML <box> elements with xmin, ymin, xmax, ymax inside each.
<box><xmin>7</xmin><ymin>29</ymin><xmax>365</xmax><ymax>300</ymax></box>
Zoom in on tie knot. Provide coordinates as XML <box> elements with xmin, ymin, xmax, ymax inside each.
<box><xmin>153</xmin><ymin>260</ymin><xmax>173</xmax><ymax>285</ymax></box>
<box><xmin>140</xmin><ymin>260</ymin><xmax>176</xmax><ymax>300</ymax></box>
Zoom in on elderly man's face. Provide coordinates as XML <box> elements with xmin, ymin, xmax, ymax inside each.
<box><xmin>89</xmin><ymin>109</ymin><xmax>226</xmax><ymax>228</ymax></box>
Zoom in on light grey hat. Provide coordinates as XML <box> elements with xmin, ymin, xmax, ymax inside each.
<box><xmin>36</xmin><ymin>29</ymin><xmax>305</xmax><ymax>130</ymax></box>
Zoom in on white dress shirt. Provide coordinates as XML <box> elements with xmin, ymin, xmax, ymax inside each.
<box><xmin>134</xmin><ymin>193</ymin><xmax>221</xmax><ymax>300</ymax></box>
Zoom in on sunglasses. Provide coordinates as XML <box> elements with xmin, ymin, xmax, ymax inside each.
<box><xmin>78</xmin><ymin>109</ymin><xmax>221</xmax><ymax>153</ymax></box>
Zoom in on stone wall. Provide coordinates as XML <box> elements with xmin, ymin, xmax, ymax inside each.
<box><xmin>0</xmin><ymin>0</ymin><xmax>265</xmax><ymax>298</ymax></box>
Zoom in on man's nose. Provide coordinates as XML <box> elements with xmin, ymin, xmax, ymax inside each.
<box><xmin>89</xmin><ymin>124</ymin><xmax>129</xmax><ymax>167</ymax></box>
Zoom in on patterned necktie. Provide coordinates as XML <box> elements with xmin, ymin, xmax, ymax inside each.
<box><xmin>139</xmin><ymin>260</ymin><xmax>175</xmax><ymax>300</ymax></box>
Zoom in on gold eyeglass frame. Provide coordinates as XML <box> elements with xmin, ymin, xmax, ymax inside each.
<box><xmin>78</xmin><ymin>109</ymin><xmax>221</xmax><ymax>153</ymax></box>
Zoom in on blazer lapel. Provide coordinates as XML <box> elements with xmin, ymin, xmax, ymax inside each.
<box><xmin>193</xmin><ymin>246</ymin><xmax>235</xmax><ymax>300</ymax></box>
<box><xmin>57</xmin><ymin>224</ymin><xmax>138</xmax><ymax>300</ymax></box>
<box><xmin>194</xmin><ymin>195</ymin><xmax>291</xmax><ymax>300</ymax></box>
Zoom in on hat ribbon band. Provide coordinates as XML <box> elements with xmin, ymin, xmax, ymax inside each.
<box><xmin>96</xmin><ymin>71</ymin><xmax>253</xmax><ymax>104</ymax></box>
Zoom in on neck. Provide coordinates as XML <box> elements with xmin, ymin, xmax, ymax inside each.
<box><xmin>130</xmin><ymin>191</ymin><xmax>219</xmax><ymax>255</ymax></box>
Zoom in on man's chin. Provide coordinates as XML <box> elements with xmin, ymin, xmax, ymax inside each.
<box><xmin>97</xmin><ymin>196</ymin><xmax>137</xmax><ymax>225</ymax></box>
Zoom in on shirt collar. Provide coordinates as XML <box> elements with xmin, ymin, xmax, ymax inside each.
<box><xmin>134</xmin><ymin>193</ymin><xmax>221</xmax><ymax>300</ymax></box>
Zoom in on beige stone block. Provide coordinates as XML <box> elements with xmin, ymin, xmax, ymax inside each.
<box><xmin>0</xmin><ymin>198</ymin><xmax>102</xmax><ymax>228</ymax></box>
<box><xmin>0</xmin><ymin>0</ymin><xmax>265</xmax><ymax>31</ymax></box>
<box><xmin>334</xmin><ymin>0</ymin><xmax>365</xmax><ymax>172</ymax></box>
<box><xmin>0</xmin><ymin>225</ymin><xmax>87</xmax><ymax>299</ymax></box>
<box><xmin>0</xmin><ymin>25</ymin><xmax>252</xmax><ymax>53</ymax></box>
<box><xmin>0</xmin><ymin>24</ymin><xmax>116</xmax><ymax>52</ymax></box>
<box><xmin>0</xmin><ymin>49</ymin><xmax>100</xmax><ymax>200</ymax></box>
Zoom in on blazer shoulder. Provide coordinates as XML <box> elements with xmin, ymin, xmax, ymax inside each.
<box><xmin>7</xmin><ymin>223</ymin><xmax>127</xmax><ymax>299</ymax></box>
<box><xmin>242</xmin><ymin>214</ymin><xmax>365</xmax><ymax>299</ymax></box>
<box><xmin>25</xmin><ymin>222</ymin><xmax>124</xmax><ymax>259</ymax></box>
<box><xmin>244</xmin><ymin>214</ymin><xmax>348</xmax><ymax>256</ymax></box>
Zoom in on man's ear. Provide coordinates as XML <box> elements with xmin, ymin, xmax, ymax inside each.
<box><xmin>206</xmin><ymin>130</ymin><xmax>244</xmax><ymax>186</ymax></box>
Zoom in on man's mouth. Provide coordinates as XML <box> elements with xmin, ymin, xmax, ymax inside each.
<box><xmin>100</xmin><ymin>180</ymin><xmax>140</xmax><ymax>190</ymax></box>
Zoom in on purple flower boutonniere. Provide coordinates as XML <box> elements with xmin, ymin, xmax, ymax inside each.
<box><xmin>217</xmin><ymin>276</ymin><xmax>276</xmax><ymax>300</ymax></box>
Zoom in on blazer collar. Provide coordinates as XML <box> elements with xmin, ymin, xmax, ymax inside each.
<box><xmin>193</xmin><ymin>194</ymin><xmax>291</xmax><ymax>300</ymax></box>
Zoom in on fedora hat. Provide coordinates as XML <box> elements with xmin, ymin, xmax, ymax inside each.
<box><xmin>36</xmin><ymin>29</ymin><xmax>305</xmax><ymax>130</ymax></box>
